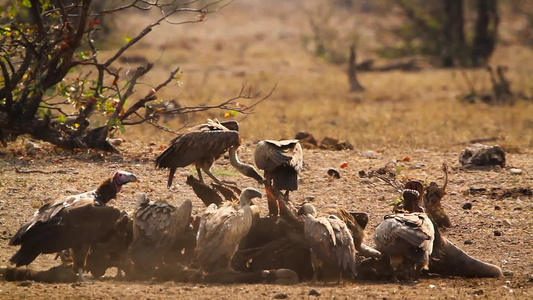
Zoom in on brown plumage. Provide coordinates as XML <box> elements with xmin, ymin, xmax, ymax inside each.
<box><xmin>9</xmin><ymin>171</ymin><xmax>137</xmax><ymax>281</ymax></box>
<box><xmin>129</xmin><ymin>194</ymin><xmax>193</xmax><ymax>276</ymax></box>
<box><xmin>155</xmin><ymin>120</ymin><xmax>263</xmax><ymax>188</ymax></box>
<box><xmin>299</xmin><ymin>203</ymin><xmax>357</xmax><ymax>283</ymax></box>
<box><xmin>375</xmin><ymin>187</ymin><xmax>435</xmax><ymax>282</ymax></box>
<box><xmin>424</xmin><ymin>163</ymin><xmax>452</xmax><ymax>228</ymax></box>
<box><xmin>254</xmin><ymin>139</ymin><xmax>303</xmax><ymax>216</ymax></box>
<box><xmin>327</xmin><ymin>208</ymin><xmax>381</xmax><ymax>258</ymax></box>
<box><xmin>195</xmin><ymin>188</ymin><xmax>262</xmax><ymax>273</ymax></box>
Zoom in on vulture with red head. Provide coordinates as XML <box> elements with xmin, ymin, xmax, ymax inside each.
<box><xmin>9</xmin><ymin>171</ymin><xmax>137</xmax><ymax>281</ymax></box>
<box><xmin>155</xmin><ymin>120</ymin><xmax>263</xmax><ymax>188</ymax></box>
<box><xmin>374</xmin><ymin>181</ymin><xmax>435</xmax><ymax>282</ymax></box>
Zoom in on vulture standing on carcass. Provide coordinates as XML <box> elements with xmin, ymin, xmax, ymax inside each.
<box><xmin>155</xmin><ymin>120</ymin><xmax>263</xmax><ymax>188</ymax></box>
<box><xmin>299</xmin><ymin>203</ymin><xmax>357</xmax><ymax>283</ymax></box>
<box><xmin>129</xmin><ymin>194</ymin><xmax>193</xmax><ymax>276</ymax></box>
<box><xmin>374</xmin><ymin>182</ymin><xmax>435</xmax><ymax>282</ymax></box>
<box><xmin>195</xmin><ymin>187</ymin><xmax>262</xmax><ymax>273</ymax></box>
<box><xmin>9</xmin><ymin>171</ymin><xmax>137</xmax><ymax>281</ymax></box>
<box><xmin>254</xmin><ymin>139</ymin><xmax>303</xmax><ymax>216</ymax></box>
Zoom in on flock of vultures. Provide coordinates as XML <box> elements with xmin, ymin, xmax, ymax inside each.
<box><xmin>3</xmin><ymin>120</ymin><xmax>503</xmax><ymax>284</ymax></box>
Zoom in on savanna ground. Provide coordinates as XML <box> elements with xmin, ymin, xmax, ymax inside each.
<box><xmin>1</xmin><ymin>0</ymin><xmax>532</xmax><ymax>298</ymax></box>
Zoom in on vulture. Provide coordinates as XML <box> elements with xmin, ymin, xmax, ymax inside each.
<box><xmin>299</xmin><ymin>203</ymin><xmax>357</xmax><ymax>283</ymax></box>
<box><xmin>424</xmin><ymin>164</ymin><xmax>452</xmax><ymax>228</ymax></box>
<box><xmin>195</xmin><ymin>187</ymin><xmax>262</xmax><ymax>273</ymax></box>
<box><xmin>130</xmin><ymin>194</ymin><xmax>193</xmax><ymax>276</ymax></box>
<box><xmin>155</xmin><ymin>119</ymin><xmax>263</xmax><ymax>188</ymax></box>
<box><xmin>374</xmin><ymin>184</ymin><xmax>435</xmax><ymax>282</ymax></box>
<box><xmin>9</xmin><ymin>171</ymin><xmax>137</xmax><ymax>281</ymax></box>
<box><xmin>254</xmin><ymin>139</ymin><xmax>303</xmax><ymax>216</ymax></box>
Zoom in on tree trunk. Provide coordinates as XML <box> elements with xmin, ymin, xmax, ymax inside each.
<box><xmin>472</xmin><ymin>0</ymin><xmax>499</xmax><ymax>66</ymax></box>
<box><xmin>442</xmin><ymin>0</ymin><xmax>466</xmax><ymax>67</ymax></box>
<box><xmin>348</xmin><ymin>45</ymin><xmax>365</xmax><ymax>92</ymax></box>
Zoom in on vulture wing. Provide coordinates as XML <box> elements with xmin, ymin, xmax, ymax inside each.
<box><xmin>10</xmin><ymin>199</ymin><xmax>121</xmax><ymax>266</ymax></box>
<box><xmin>156</xmin><ymin>130</ymin><xmax>240</xmax><ymax>169</ymax></box>
<box><xmin>254</xmin><ymin>140</ymin><xmax>295</xmax><ymax>172</ymax></box>
<box><xmin>133</xmin><ymin>199</ymin><xmax>192</xmax><ymax>249</ymax></box>
<box><xmin>374</xmin><ymin>213</ymin><xmax>435</xmax><ymax>260</ymax></box>
<box><xmin>328</xmin><ymin>215</ymin><xmax>357</xmax><ymax>274</ymax></box>
<box><xmin>304</xmin><ymin>216</ymin><xmax>337</xmax><ymax>262</ymax></box>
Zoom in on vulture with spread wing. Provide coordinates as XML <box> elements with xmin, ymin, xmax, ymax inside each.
<box><xmin>299</xmin><ymin>203</ymin><xmax>357</xmax><ymax>283</ymax></box>
<box><xmin>254</xmin><ymin>139</ymin><xmax>303</xmax><ymax>216</ymax></box>
<box><xmin>195</xmin><ymin>188</ymin><xmax>262</xmax><ymax>273</ymax></box>
<box><xmin>9</xmin><ymin>171</ymin><xmax>137</xmax><ymax>281</ymax></box>
<box><xmin>375</xmin><ymin>184</ymin><xmax>435</xmax><ymax>282</ymax></box>
<box><xmin>155</xmin><ymin>120</ymin><xmax>263</xmax><ymax>188</ymax></box>
<box><xmin>130</xmin><ymin>194</ymin><xmax>193</xmax><ymax>275</ymax></box>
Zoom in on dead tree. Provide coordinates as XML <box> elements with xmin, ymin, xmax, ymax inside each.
<box><xmin>348</xmin><ymin>45</ymin><xmax>365</xmax><ymax>92</ymax></box>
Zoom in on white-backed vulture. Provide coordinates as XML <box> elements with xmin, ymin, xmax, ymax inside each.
<box><xmin>155</xmin><ymin>120</ymin><xmax>263</xmax><ymax>188</ymax></box>
<box><xmin>9</xmin><ymin>171</ymin><xmax>137</xmax><ymax>281</ymax></box>
<box><xmin>299</xmin><ymin>203</ymin><xmax>357</xmax><ymax>283</ymax></box>
<box><xmin>129</xmin><ymin>194</ymin><xmax>193</xmax><ymax>275</ymax></box>
<box><xmin>254</xmin><ymin>139</ymin><xmax>303</xmax><ymax>216</ymax></box>
<box><xmin>375</xmin><ymin>186</ymin><xmax>435</xmax><ymax>282</ymax></box>
<box><xmin>195</xmin><ymin>187</ymin><xmax>262</xmax><ymax>273</ymax></box>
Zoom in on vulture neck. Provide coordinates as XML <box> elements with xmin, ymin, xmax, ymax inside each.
<box><xmin>229</xmin><ymin>146</ymin><xmax>264</xmax><ymax>183</ymax></box>
<box><xmin>94</xmin><ymin>178</ymin><xmax>119</xmax><ymax>204</ymax></box>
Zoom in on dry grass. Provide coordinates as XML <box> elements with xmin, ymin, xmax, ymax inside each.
<box><xmin>93</xmin><ymin>0</ymin><xmax>533</xmax><ymax>152</ymax></box>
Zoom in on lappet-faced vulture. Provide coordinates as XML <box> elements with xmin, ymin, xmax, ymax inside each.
<box><xmin>155</xmin><ymin>120</ymin><xmax>263</xmax><ymax>188</ymax></box>
<box><xmin>129</xmin><ymin>194</ymin><xmax>193</xmax><ymax>275</ymax></box>
<box><xmin>9</xmin><ymin>171</ymin><xmax>137</xmax><ymax>281</ymax></box>
<box><xmin>374</xmin><ymin>184</ymin><xmax>435</xmax><ymax>282</ymax></box>
<box><xmin>254</xmin><ymin>139</ymin><xmax>303</xmax><ymax>216</ymax></box>
<box><xmin>299</xmin><ymin>203</ymin><xmax>357</xmax><ymax>283</ymax></box>
<box><xmin>195</xmin><ymin>188</ymin><xmax>262</xmax><ymax>273</ymax></box>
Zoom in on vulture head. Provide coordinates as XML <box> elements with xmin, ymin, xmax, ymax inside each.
<box><xmin>112</xmin><ymin>171</ymin><xmax>138</xmax><ymax>193</ymax></box>
<box><xmin>298</xmin><ymin>202</ymin><xmax>317</xmax><ymax>217</ymax></box>
<box><xmin>402</xmin><ymin>180</ymin><xmax>424</xmax><ymax>213</ymax></box>
<box><xmin>239</xmin><ymin>188</ymin><xmax>262</xmax><ymax>207</ymax></box>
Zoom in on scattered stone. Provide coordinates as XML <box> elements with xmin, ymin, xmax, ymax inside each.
<box><xmin>362</xmin><ymin>150</ymin><xmax>379</xmax><ymax>159</ymax></box>
<box><xmin>429</xmin><ymin>284</ymin><xmax>436</xmax><ymax>289</ymax></box>
<box><xmin>462</xmin><ymin>202</ymin><xmax>473</xmax><ymax>210</ymax></box>
<box><xmin>473</xmin><ymin>289</ymin><xmax>484</xmax><ymax>295</ymax></box>
<box><xmin>295</xmin><ymin>132</ymin><xmax>318</xmax><ymax>149</ymax></box>
<box><xmin>273</xmin><ymin>293</ymin><xmax>288</xmax><ymax>299</ymax></box>
<box><xmin>503</xmin><ymin>270</ymin><xmax>514</xmax><ymax>276</ymax></box>
<box><xmin>459</xmin><ymin>144</ymin><xmax>505</xmax><ymax>167</ymax></box>
<box><xmin>18</xmin><ymin>281</ymin><xmax>32</xmax><ymax>287</ymax></box>
<box><xmin>494</xmin><ymin>230</ymin><xmax>502</xmax><ymax>236</ymax></box>
<box><xmin>305</xmin><ymin>196</ymin><xmax>315</xmax><ymax>202</ymax></box>
<box><xmin>509</xmin><ymin>168</ymin><xmax>522</xmax><ymax>175</ymax></box>
<box><xmin>464</xmin><ymin>240</ymin><xmax>473</xmax><ymax>245</ymax></box>
<box><xmin>494</xmin><ymin>205</ymin><xmax>501</xmax><ymax>210</ymax></box>
<box><xmin>308</xmin><ymin>289</ymin><xmax>321</xmax><ymax>296</ymax></box>
<box><xmin>327</xmin><ymin>168</ymin><xmax>340</xmax><ymax>179</ymax></box>
<box><xmin>502</xmin><ymin>219</ymin><xmax>511</xmax><ymax>226</ymax></box>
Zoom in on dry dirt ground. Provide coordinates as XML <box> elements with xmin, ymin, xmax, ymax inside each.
<box><xmin>0</xmin><ymin>139</ymin><xmax>531</xmax><ymax>299</ymax></box>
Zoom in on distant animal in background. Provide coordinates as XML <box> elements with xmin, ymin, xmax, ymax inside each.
<box><xmin>424</xmin><ymin>163</ymin><xmax>452</xmax><ymax>228</ymax></box>
<box><xmin>144</xmin><ymin>99</ymin><xmax>187</xmax><ymax>124</ymax></box>
<box><xmin>375</xmin><ymin>186</ymin><xmax>435</xmax><ymax>282</ymax></box>
<box><xmin>195</xmin><ymin>188</ymin><xmax>262</xmax><ymax>273</ymax></box>
<box><xmin>155</xmin><ymin>120</ymin><xmax>263</xmax><ymax>188</ymax></box>
<box><xmin>9</xmin><ymin>171</ymin><xmax>137</xmax><ymax>281</ymax></box>
<box><xmin>254</xmin><ymin>139</ymin><xmax>303</xmax><ymax>216</ymax></box>
<box><xmin>129</xmin><ymin>194</ymin><xmax>193</xmax><ymax>276</ymax></box>
<box><xmin>298</xmin><ymin>203</ymin><xmax>357</xmax><ymax>283</ymax></box>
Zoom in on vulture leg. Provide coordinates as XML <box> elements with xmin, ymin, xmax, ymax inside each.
<box><xmin>265</xmin><ymin>185</ymin><xmax>279</xmax><ymax>217</ymax></box>
<box><xmin>389</xmin><ymin>254</ymin><xmax>403</xmax><ymax>282</ymax></box>
<box><xmin>71</xmin><ymin>244</ymin><xmax>91</xmax><ymax>282</ymax></box>
<box><xmin>196</xmin><ymin>166</ymin><xmax>204</xmax><ymax>184</ymax></box>
<box><xmin>310</xmin><ymin>250</ymin><xmax>321</xmax><ymax>283</ymax></box>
